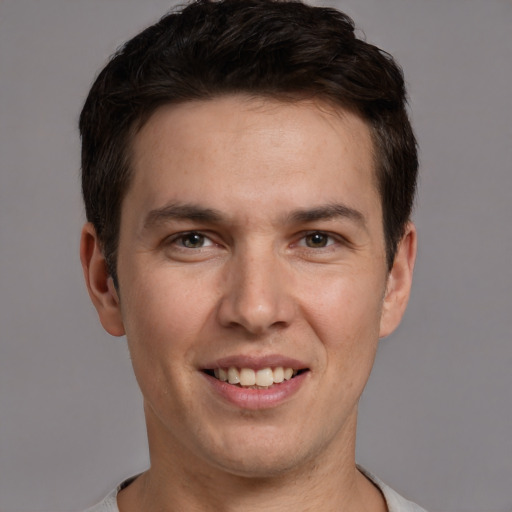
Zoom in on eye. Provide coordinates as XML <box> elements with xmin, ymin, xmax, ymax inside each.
<box><xmin>301</xmin><ymin>232</ymin><xmax>335</xmax><ymax>248</ymax></box>
<box><xmin>175</xmin><ymin>232</ymin><xmax>214</xmax><ymax>249</ymax></box>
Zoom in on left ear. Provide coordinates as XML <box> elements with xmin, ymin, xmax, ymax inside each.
<box><xmin>379</xmin><ymin>222</ymin><xmax>417</xmax><ymax>338</ymax></box>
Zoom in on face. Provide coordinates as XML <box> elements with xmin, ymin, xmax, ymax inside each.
<box><xmin>82</xmin><ymin>95</ymin><xmax>415</xmax><ymax>480</ymax></box>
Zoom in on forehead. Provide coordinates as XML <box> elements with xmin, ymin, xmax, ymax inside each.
<box><xmin>126</xmin><ymin>95</ymin><xmax>379</xmax><ymax>224</ymax></box>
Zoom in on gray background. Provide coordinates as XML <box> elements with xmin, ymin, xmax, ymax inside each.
<box><xmin>0</xmin><ymin>1</ymin><xmax>511</xmax><ymax>511</ymax></box>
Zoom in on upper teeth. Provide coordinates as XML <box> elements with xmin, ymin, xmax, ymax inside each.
<box><xmin>214</xmin><ymin>367</ymin><xmax>296</xmax><ymax>387</ymax></box>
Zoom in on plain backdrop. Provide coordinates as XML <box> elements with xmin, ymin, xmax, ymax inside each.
<box><xmin>0</xmin><ymin>1</ymin><xmax>511</xmax><ymax>511</ymax></box>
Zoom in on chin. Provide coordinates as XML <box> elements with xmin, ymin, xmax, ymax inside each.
<box><xmin>213</xmin><ymin>453</ymin><xmax>304</xmax><ymax>480</ymax></box>
<box><xmin>199</xmin><ymin>429</ymin><xmax>321</xmax><ymax>480</ymax></box>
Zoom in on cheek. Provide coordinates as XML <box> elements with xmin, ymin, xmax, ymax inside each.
<box><xmin>117</xmin><ymin>276</ymin><xmax>216</xmax><ymax>428</ymax></box>
<box><xmin>122</xmin><ymin>267</ymin><xmax>214</xmax><ymax>340</ymax></box>
<box><xmin>118</xmin><ymin>270</ymin><xmax>216</xmax><ymax>387</ymax></box>
<box><xmin>301</xmin><ymin>270</ymin><xmax>384</xmax><ymax>367</ymax></box>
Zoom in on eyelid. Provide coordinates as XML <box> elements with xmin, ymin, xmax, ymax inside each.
<box><xmin>295</xmin><ymin>230</ymin><xmax>344</xmax><ymax>248</ymax></box>
<box><xmin>165</xmin><ymin>230</ymin><xmax>216</xmax><ymax>248</ymax></box>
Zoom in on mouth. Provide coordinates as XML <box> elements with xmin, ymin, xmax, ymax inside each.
<box><xmin>203</xmin><ymin>366</ymin><xmax>309</xmax><ymax>389</ymax></box>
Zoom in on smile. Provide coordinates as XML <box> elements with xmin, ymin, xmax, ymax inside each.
<box><xmin>205</xmin><ymin>367</ymin><xmax>306</xmax><ymax>388</ymax></box>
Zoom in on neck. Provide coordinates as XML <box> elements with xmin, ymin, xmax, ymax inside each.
<box><xmin>117</xmin><ymin>405</ymin><xmax>386</xmax><ymax>512</ymax></box>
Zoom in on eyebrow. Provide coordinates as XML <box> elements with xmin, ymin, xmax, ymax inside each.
<box><xmin>287</xmin><ymin>203</ymin><xmax>366</xmax><ymax>227</ymax></box>
<box><xmin>143</xmin><ymin>201</ymin><xmax>366</xmax><ymax>230</ymax></box>
<box><xmin>143</xmin><ymin>203</ymin><xmax>225</xmax><ymax>230</ymax></box>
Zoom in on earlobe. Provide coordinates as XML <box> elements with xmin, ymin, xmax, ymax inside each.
<box><xmin>80</xmin><ymin>223</ymin><xmax>125</xmax><ymax>337</ymax></box>
<box><xmin>379</xmin><ymin>222</ymin><xmax>417</xmax><ymax>338</ymax></box>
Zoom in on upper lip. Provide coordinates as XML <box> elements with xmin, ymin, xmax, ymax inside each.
<box><xmin>202</xmin><ymin>354</ymin><xmax>308</xmax><ymax>370</ymax></box>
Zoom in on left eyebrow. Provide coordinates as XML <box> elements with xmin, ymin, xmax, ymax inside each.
<box><xmin>286</xmin><ymin>203</ymin><xmax>366</xmax><ymax>228</ymax></box>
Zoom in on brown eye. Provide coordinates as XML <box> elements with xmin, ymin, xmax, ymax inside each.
<box><xmin>181</xmin><ymin>232</ymin><xmax>207</xmax><ymax>248</ymax></box>
<box><xmin>304</xmin><ymin>232</ymin><xmax>330</xmax><ymax>248</ymax></box>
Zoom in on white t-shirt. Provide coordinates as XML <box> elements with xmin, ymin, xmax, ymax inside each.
<box><xmin>83</xmin><ymin>467</ymin><xmax>427</xmax><ymax>512</ymax></box>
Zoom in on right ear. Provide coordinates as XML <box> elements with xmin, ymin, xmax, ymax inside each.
<box><xmin>80</xmin><ymin>223</ymin><xmax>125</xmax><ymax>336</ymax></box>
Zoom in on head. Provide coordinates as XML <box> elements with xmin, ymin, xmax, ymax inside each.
<box><xmin>79</xmin><ymin>0</ymin><xmax>418</xmax><ymax>288</ymax></box>
<box><xmin>79</xmin><ymin>0</ymin><xmax>418</xmax><ymax>483</ymax></box>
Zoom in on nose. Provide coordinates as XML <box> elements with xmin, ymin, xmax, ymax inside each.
<box><xmin>216</xmin><ymin>246</ymin><xmax>295</xmax><ymax>335</ymax></box>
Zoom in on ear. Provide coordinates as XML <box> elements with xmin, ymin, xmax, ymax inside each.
<box><xmin>379</xmin><ymin>222</ymin><xmax>417</xmax><ymax>338</ymax></box>
<box><xmin>80</xmin><ymin>222</ymin><xmax>125</xmax><ymax>336</ymax></box>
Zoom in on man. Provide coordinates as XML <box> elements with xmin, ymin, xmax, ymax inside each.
<box><xmin>79</xmin><ymin>0</ymin><xmax>423</xmax><ymax>510</ymax></box>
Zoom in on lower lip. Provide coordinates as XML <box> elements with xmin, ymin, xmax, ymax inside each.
<box><xmin>202</xmin><ymin>371</ymin><xmax>308</xmax><ymax>410</ymax></box>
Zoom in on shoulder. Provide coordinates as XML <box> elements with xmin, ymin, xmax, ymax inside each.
<box><xmin>81</xmin><ymin>488</ymin><xmax>118</xmax><ymax>512</ymax></box>
<box><xmin>81</xmin><ymin>475</ymin><xmax>139</xmax><ymax>512</ymax></box>
<box><xmin>359</xmin><ymin>466</ymin><xmax>428</xmax><ymax>512</ymax></box>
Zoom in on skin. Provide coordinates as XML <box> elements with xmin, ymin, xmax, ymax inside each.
<box><xmin>81</xmin><ymin>95</ymin><xmax>416</xmax><ymax>512</ymax></box>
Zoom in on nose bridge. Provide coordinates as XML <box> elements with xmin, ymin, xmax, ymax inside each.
<box><xmin>217</xmin><ymin>240</ymin><xmax>293</xmax><ymax>334</ymax></box>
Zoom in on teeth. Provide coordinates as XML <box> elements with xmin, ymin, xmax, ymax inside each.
<box><xmin>227</xmin><ymin>367</ymin><xmax>240</xmax><ymax>384</ymax></box>
<box><xmin>255</xmin><ymin>368</ymin><xmax>274</xmax><ymax>387</ymax></box>
<box><xmin>273</xmin><ymin>366</ymin><xmax>284</xmax><ymax>383</ymax></box>
<box><xmin>239</xmin><ymin>368</ymin><xmax>256</xmax><ymax>386</ymax></box>
<box><xmin>214</xmin><ymin>366</ymin><xmax>299</xmax><ymax>387</ymax></box>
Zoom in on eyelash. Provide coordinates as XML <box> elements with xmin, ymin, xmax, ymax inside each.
<box><xmin>165</xmin><ymin>230</ymin><xmax>344</xmax><ymax>251</ymax></box>
<box><xmin>166</xmin><ymin>231</ymin><xmax>215</xmax><ymax>249</ymax></box>
<box><xmin>297</xmin><ymin>231</ymin><xmax>338</xmax><ymax>249</ymax></box>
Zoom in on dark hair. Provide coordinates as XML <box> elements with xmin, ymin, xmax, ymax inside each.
<box><xmin>80</xmin><ymin>0</ymin><xmax>418</xmax><ymax>284</ymax></box>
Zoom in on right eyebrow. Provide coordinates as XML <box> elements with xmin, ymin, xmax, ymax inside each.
<box><xmin>143</xmin><ymin>202</ymin><xmax>226</xmax><ymax>230</ymax></box>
